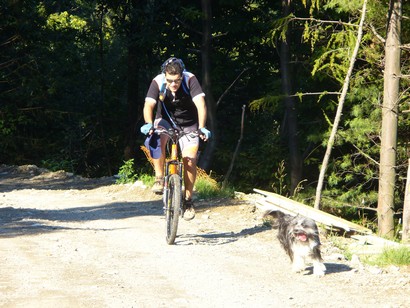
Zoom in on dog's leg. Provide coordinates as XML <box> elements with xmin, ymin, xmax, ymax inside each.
<box><xmin>311</xmin><ymin>245</ymin><xmax>326</xmax><ymax>276</ymax></box>
<box><xmin>292</xmin><ymin>255</ymin><xmax>306</xmax><ymax>273</ymax></box>
<box><xmin>312</xmin><ymin>260</ymin><xmax>326</xmax><ymax>277</ymax></box>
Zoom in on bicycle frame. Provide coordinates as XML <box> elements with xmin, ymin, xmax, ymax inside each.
<box><xmin>162</xmin><ymin>140</ymin><xmax>183</xmax><ymax>216</ymax></box>
<box><xmin>154</xmin><ymin>127</ymin><xmax>199</xmax><ymax>244</ymax></box>
<box><xmin>166</xmin><ymin>141</ymin><xmax>183</xmax><ymax>178</ymax></box>
<box><xmin>155</xmin><ymin>127</ymin><xmax>199</xmax><ymax>186</ymax></box>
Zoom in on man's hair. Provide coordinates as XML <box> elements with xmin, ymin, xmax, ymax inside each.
<box><xmin>162</xmin><ymin>57</ymin><xmax>185</xmax><ymax>75</ymax></box>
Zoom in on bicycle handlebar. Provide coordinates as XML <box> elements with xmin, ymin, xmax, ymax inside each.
<box><xmin>153</xmin><ymin>127</ymin><xmax>201</xmax><ymax>141</ymax></box>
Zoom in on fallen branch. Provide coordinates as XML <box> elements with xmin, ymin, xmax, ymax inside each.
<box><xmin>216</xmin><ymin>68</ymin><xmax>249</xmax><ymax>107</ymax></box>
<box><xmin>291</xmin><ymin>16</ymin><xmax>358</xmax><ymax>28</ymax></box>
<box><xmin>222</xmin><ymin>105</ymin><xmax>245</xmax><ymax>189</ymax></box>
<box><xmin>289</xmin><ymin>91</ymin><xmax>341</xmax><ymax>97</ymax></box>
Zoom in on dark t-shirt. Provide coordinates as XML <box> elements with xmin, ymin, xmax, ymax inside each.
<box><xmin>145</xmin><ymin>72</ymin><xmax>205</xmax><ymax>127</ymax></box>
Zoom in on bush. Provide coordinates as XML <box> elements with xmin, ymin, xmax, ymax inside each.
<box><xmin>116</xmin><ymin>159</ymin><xmax>138</xmax><ymax>184</ymax></box>
<box><xmin>195</xmin><ymin>177</ymin><xmax>235</xmax><ymax>199</ymax></box>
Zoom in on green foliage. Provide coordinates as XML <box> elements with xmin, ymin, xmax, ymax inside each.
<box><xmin>249</xmin><ymin>95</ymin><xmax>282</xmax><ymax>112</ymax></box>
<box><xmin>46</xmin><ymin>11</ymin><xmax>87</xmax><ymax>30</ymax></box>
<box><xmin>122</xmin><ymin>170</ymin><xmax>234</xmax><ymax>200</ymax></box>
<box><xmin>311</xmin><ymin>28</ymin><xmax>355</xmax><ymax>83</ymax></box>
<box><xmin>323</xmin><ymin>0</ymin><xmax>363</xmax><ymax>13</ymax></box>
<box><xmin>271</xmin><ymin>161</ymin><xmax>288</xmax><ymax>196</ymax></box>
<box><xmin>116</xmin><ymin>159</ymin><xmax>138</xmax><ymax>184</ymax></box>
<box><xmin>277</xmin><ymin>0</ymin><xmax>410</xmax><ymax>231</ymax></box>
<box><xmin>268</xmin><ymin>14</ymin><xmax>295</xmax><ymax>45</ymax></box>
<box><xmin>41</xmin><ymin>158</ymin><xmax>75</xmax><ymax>173</ymax></box>
<box><xmin>362</xmin><ymin>246</ymin><xmax>410</xmax><ymax>267</ymax></box>
<box><xmin>327</xmin><ymin>233</ymin><xmax>410</xmax><ymax>268</ymax></box>
<box><xmin>138</xmin><ymin>174</ymin><xmax>155</xmax><ymax>187</ymax></box>
<box><xmin>216</xmin><ymin>109</ymin><xmax>287</xmax><ymax>193</ymax></box>
<box><xmin>195</xmin><ymin>177</ymin><xmax>235</xmax><ymax>200</ymax></box>
<box><xmin>327</xmin><ymin>235</ymin><xmax>353</xmax><ymax>260</ymax></box>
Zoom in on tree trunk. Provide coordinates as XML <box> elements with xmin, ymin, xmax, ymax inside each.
<box><xmin>377</xmin><ymin>0</ymin><xmax>401</xmax><ymax>238</ymax></box>
<box><xmin>280</xmin><ymin>0</ymin><xmax>302</xmax><ymax>195</ymax></box>
<box><xmin>124</xmin><ymin>0</ymin><xmax>144</xmax><ymax>160</ymax></box>
<box><xmin>97</xmin><ymin>6</ymin><xmax>112</xmax><ymax>176</ymax></box>
<box><xmin>198</xmin><ymin>0</ymin><xmax>217</xmax><ymax>171</ymax></box>
<box><xmin>124</xmin><ymin>42</ymin><xmax>141</xmax><ymax>161</ymax></box>
<box><xmin>402</xmin><ymin>159</ymin><xmax>410</xmax><ymax>243</ymax></box>
<box><xmin>314</xmin><ymin>0</ymin><xmax>368</xmax><ymax>209</ymax></box>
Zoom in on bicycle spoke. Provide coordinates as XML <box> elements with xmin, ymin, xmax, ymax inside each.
<box><xmin>165</xmin><ymin>174</ymin><xmax>181</xmax><ymax>244</ymax></box>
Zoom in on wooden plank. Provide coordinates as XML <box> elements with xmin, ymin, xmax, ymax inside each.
<box><xmin>350</xmin><ymin>235</ymin><xmax>400</xmax><ymax>247</ymax></box>
<box><xmin>257</xmin><ymin>197</ymin><xmax>353</xmax><ymax>231</ymax></box>
<box><xmin>256</xmin><ymin>198</ymin><xmax>355</xmax><ymax>232</ymax></box>
<box><xmin>349</xmin><ymin>243</ymin><xmax>388</xmax><ymax>255</ymax></box>
<box><xmin>254</xmin><ymin>188</ymin><xmax>372</xmax><ymax>234</ymax></box>
<box><xmin>255</xmin><ymin>199</ymin><xmax>296</xmax><ymax>216</ymax></box>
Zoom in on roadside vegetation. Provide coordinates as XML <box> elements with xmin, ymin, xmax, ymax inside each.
<box><xmin>328</xmin><ymin>234</ymin><xmax>410</xmax><ymax>268</ymax></box>
<box><xmin>115</xmin><ymin>159</ymin><xmax>234</xmax><ymax>200</ymax></box>
<box><xmin>363</xmin><ymin>246</ymin><xmax>410</xmax><ymax>267</ymax></box>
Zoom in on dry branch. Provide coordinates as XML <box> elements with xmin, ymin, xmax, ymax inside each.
<box><xmin>289</xmin><ymin>91</ymin><xmax>341</xmax><ymax>98</ymax></box>
<box><xmin>314</xmin><ymin>0</ymin><xmax>368</xmax><ymax>210</ymax></box>
<box><xmin>222</xmin><ymin>105</ymin><xmax>245</xmax><ymax>189</ymax></box>
<box><xmin>402</xmin><ymin>158</ymin><xmax>410</xmax><ymax>243</ymax></box>
<box><xmin>216</xmin><ymin>68</ymin><xmax>249</xmax><ymax>107</ymax></box>
<box><xmin>291</xmin><ymin>17</ymin><xmax>358</xmax><ymax>28</ymax></box>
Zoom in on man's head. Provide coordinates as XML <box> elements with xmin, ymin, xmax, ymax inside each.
<box><xmin>162</xmin><ymin>57</ymin><xmax>185</xmax><ymax>91</ymax></box>
<box><xmin>161</xmin><ymin>57</ymin><xmax>185</xmax><ymax>75</ymax></box>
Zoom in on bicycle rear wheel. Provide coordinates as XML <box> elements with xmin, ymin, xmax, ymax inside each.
<box><xmin>165</xmin><ymin>174</ymin><xmax>182</xmax><ymax>244</ymax></box>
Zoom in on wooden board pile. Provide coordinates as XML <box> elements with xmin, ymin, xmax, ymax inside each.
<box><xmin>253</xmin><ymin>188</ymin><xmax>372</xmax><ymax>235</ymax></box>
<box><xmin>253</xmin><ymin>189</ymin><xmax>410</xmax><ymax>254</ymax></box>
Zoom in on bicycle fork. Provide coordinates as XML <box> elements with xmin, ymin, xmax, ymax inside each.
<box><xmin>163</xmin><ymin>143</ymin><xmax>184</xmax><ymax>214</ymax></box>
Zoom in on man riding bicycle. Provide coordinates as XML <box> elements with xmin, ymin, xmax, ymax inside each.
<box><xmin>141</xmin><ymin>57</ymin><xmax>211</xmax><ymax>221</ymax></box>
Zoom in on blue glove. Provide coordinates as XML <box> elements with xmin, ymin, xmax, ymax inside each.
<box><xmin>199</xmin><ymin>127</ymin><xmax>211</xmax><ymax>139</ymax></box>
<box><xmin>140</xmin><ymin>123</ymin><xmax>153</xmax><ymax>135</ymax></box>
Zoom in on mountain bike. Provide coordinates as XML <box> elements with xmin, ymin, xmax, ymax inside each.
<box><xmin>154</xmin><ymin>127</ymin><xmax>200</xmax><ymax>245</ymax></box>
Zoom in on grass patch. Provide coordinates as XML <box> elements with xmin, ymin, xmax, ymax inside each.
<box><xmin>116</xmin><ymin>160</ymin><xmax>156</xmax><ymax>186</ymax></box>
<box><xmin>121</xmin><ymin>169</ymin><xmax>234</xmax><ymax>201</ymax></box>
<box><xmin>138</xmin><ymin>174</ymin><xmax>155</xmax><ymax>187</ymax></box>
<box><xmin>328</xmin><ymin>234</ymin><xmax>353</xmax><ymax>260</ymax></box>
<box><xmin>362</xmin><ymin>246</ymin><xmax>410</xmax><ymax>267</ymax></box>
<box><xmin>195</xmin><ymin>177</ymin><xmax>235</xmax><ymax>199</ymax></box>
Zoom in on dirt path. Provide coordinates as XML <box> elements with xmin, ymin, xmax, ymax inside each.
<box><xmin>0</xmin><ymin>165</ymin><xmax>409</xmax><ymax>307</ymax></box>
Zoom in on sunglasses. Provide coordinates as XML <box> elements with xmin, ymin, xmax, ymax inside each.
<box><xmin>166</xmin><ymin>77</ymin><xmax>182</xmax><ymax>84</ymax></box>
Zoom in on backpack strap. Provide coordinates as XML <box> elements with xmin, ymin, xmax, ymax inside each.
<box><xmin>158</xmin><ymin>76</ymin><xmax>178</xmax><ymax>128</ymax></box>
<box><xmin>157</xmin><ymin>72</ymin><xmax>191</xmax><ymax>128</ymax></box>
<box><xmin>181</xmin><ymin>72</ymin><xmax>190</xmax><ymax>95</ymax></box>
<box><xmin>158</xmin><ymin>81</ymin><xmax>167</xmax><ymax>102</ymax></box>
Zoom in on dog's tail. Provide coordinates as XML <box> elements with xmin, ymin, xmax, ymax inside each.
<box><xmin>262</xmin><ymin>209</ymin><xmax>286</xmax><ymax>219</ymax></box>
<box><xmin>262</xmin><ymin>210</ymin><xmax>287</xmax><ymax>229</ymax></box>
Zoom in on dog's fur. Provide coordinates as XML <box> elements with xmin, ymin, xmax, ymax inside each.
<box><xmin>264</xmin><ymin>210</ymin><xmax>326</xmax><ymax>276</ymax></box>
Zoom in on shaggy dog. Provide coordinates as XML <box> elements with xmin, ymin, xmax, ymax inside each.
<box><xmin>264</xmin><ymin>210</ymin><xmax>326</xmax><ymax>277</ymax></box>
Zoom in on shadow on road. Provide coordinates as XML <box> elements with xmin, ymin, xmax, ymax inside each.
<box><xmin>322</xmin><ymin>262</ymin><xmax>352</xmax><ymax>274</ymax></box>
<box><xmin>301</xmin><ymin>263</ymin><xmax>353</xmax><ymax>276</ymax></box>
<box><xmin>176</xmin><ymin>224</ymin><xmax>271</xmax><ymax>246</ymax></box>
<box><xmin>0</xmin><ymin>164</ymin><xmax>117</xmax><ymax>192</ymax></box>
<box><xmin>0</xmin><ymin>200</ymin><xmax>163</xmax><ymax>238</ymax></box>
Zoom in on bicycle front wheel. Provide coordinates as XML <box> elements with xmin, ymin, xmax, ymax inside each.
<box><xmin>165</xmin><ymin>174</ymin><xmax>182</xmax><ymax>245</ymax></box>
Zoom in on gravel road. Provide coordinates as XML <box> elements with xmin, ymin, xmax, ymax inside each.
<box><xmin>0</xmin><ymin>165</ymin><xmax>409</xmax><ymax>307</ymax></box>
